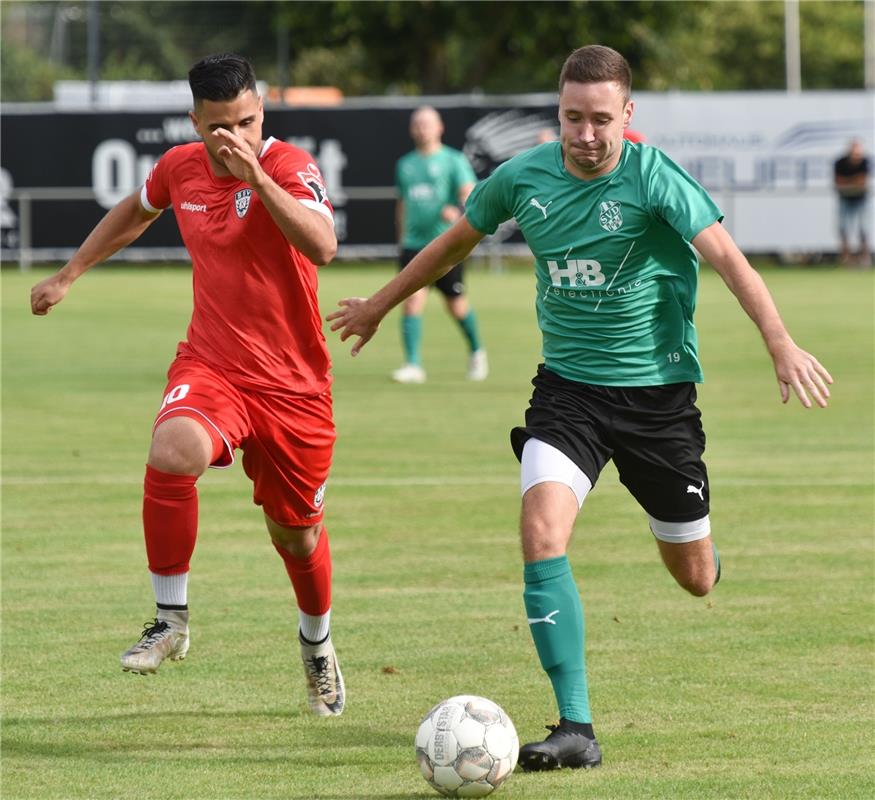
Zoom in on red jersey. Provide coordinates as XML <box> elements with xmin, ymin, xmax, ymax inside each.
<box><xmin>141</xmin><ymin>137</ymin><xmax>334</xmax><ymax>396</ymax></box>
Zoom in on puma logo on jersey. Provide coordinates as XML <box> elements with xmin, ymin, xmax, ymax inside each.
<box><xmin>686</xmin><ymin>481</ymin><xmax>705</xmax><ymax>501</ymax></box>
<box><xmin>527</xmin><ymin>609</ymin><xmax>560</xmax><ymax>626</ymax></box>
<box><xmin>530</xmin><ymin>197</ymin><xmax>552</xmax><ymax>219</ymax></box>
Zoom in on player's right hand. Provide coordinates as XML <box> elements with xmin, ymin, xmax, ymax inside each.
<box><xmin>30</xmin><ymin>272</ymin><xmax>72</xmax><ymax>316</ymax></box>
<box><xmin>326</xmin><ymin>297</ymin><xmax>380</xmax><ymax>357</ymax></box>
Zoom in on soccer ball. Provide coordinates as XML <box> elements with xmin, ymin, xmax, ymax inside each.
<box><xmin>415</xmin><ymin>695</ymin><xmax>519</xmax><ymax>798</ymax></box>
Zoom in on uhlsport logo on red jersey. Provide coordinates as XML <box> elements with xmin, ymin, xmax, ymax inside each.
<box><xmin>234</xmin><ymin>188</ymin><xmax>253</xmax><ymax>218</ymax></box>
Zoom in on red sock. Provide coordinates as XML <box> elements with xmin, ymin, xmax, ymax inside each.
<box><xmin>273</xmin><ymin>526</ymin><xmax>332</xmax><ymax>615</ymax></box>
<box><xmin>143</xmin><ymin>464</ymin><xmax>198</xmax><ymax>575</ymax></box>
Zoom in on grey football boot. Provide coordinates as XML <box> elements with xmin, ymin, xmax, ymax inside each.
<box><xmin>120</xmin><ymin>610</ymin><xmax>190</xmax><ymax>674</ymax></box>
<box><xmin>300</xmin><ymin>633</ymin><xmax>345</xmax><ymax>716</ymax></box>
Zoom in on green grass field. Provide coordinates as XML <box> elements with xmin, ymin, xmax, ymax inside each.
<box><xmin>2</xmin><ymin>263</ymin><xmax>873</xmax><ymax>800</ymax></box>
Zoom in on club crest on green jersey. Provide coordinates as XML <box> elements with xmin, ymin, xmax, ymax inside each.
<box><xmin>598</xmin><ymin>200</ymin><xmax>623</xmax><ymax>232</ymax></box>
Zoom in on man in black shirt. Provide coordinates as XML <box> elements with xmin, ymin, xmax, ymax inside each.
<box><xmin>833</xmin><ymin>139</ymin><xmax>871</xmax><ymax>266</ymax></box>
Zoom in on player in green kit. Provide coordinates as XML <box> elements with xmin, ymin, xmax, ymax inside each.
<box><xmin>392</xmin><ymin>106</ymin><xmax>487</xmax><ymax>383</ymax></box>
<box><xmin>328</xmin><ymin>46</ymin><xmax>833</xmax><ymax>770</ymax></box>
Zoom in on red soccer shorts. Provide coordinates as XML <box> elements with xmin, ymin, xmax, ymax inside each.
<box><xmin>153</xmin><ymin>356</ymin><xmax>335</xmax><ymax>527</ymax></box>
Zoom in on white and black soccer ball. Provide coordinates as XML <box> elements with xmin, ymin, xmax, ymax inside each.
<box><xmin>415</xmin><ymin>695</ymin><xmax>519</xmax><ymax>798</ymax></box>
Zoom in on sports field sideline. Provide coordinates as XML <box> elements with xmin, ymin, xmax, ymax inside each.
<box><xmin>2</xmin><ymin>263</ymin><xmax>873</xmax><ymax>799</ymax></box>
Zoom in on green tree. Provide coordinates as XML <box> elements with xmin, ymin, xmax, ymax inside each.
<box><xmin>0</xmin><ymin>40</ymin><xmax>75</xmax><ymax>101</ymax></box>
<box><xmin>0</xmin><ymin>0</ymin><xmax>867</xmax><ymax>100</ymax></box>
<box><xmin>800</xmin><ymin>0</ymin><xmax>865</xmax><ymax>88</ymax></box>
<box><xmin>639</xmin><ymin>0</ymin><xmax>865</xmax><ymax>90</ymax></box>
<box><xmin>274</xmin><ymin>0</ymin><xmax>690</xmax><ymax>94</ymax></box>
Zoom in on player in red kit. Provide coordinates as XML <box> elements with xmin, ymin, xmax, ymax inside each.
<box><xmin>30</xmin><ymin>53</ymin><xmax>345</xmax><ymax>716</ymax></box>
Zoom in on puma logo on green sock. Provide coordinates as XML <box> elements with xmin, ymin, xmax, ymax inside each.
<box><xmin>527</xmin><ymin>609</ymin><xmax>560</xmax><ymax>625</ymax></box>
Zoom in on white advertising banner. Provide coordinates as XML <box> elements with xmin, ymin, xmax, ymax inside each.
<box><xmin>631</xmin><ymin>91</ymin><xmax>875</xmax><ymax>253</ymax></box>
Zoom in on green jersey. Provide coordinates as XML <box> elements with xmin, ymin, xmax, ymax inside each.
<box><xmin>396</xmin><ymin>146</ymin><xmax>477</xmax><ymax>249</ymax></box>
<box><xmin>465</xmin><ymin>140</ymin><xmax>722</xmax><ymax>386</ymax></box>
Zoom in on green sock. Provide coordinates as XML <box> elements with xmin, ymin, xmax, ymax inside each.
<box><xmin>401</xmin><ymin>315</ymin><xmax>422</xmax><ymax>365</ymax></box>
<box><xmin>524</xmin><ymin>555</ymin><xmax>592</xmax><ymax>723</ymax></box>
<box><xmin>713</xmin><ymin>542</ymin><xmax>721</xmax><ymax>585</ymax></box>
<box><xmin>456</xmin><ymin>311</ymin><xmax>482</xmax><ymax>353</ymax></box>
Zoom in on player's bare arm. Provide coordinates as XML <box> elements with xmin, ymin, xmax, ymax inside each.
<box><xmin>327</xmin><ymin>216</ymin><xmax>484</xmax><ymax>356</ymax></box>
<box><xmin>440</xmin><ymin>181</ymin><xmax>474</xmax><ymax>225</ymax></box>
<box><xmin>30</xmin><ymin>191</ymin><xmax>160</xmax><ymax>315</ymax></box>
<box><xmin>692</xmin><ymin>221</ymin><xmax>833</xmax><ymax>408</ymax></box>
<box><xmin>395</xmin><ymin>200</ymin><xmax>405</xmax><ymax>245</ymax></box>
<box><xmin>212</xmin><ymin>128</ymin><xmax>337</xmax><ymax>265</ymax></box>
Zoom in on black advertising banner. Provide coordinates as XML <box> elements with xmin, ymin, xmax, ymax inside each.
<box><xmin>0</xmin><ymin>102</ymin><xmax>558</xmax><ymax>258</ymax></box>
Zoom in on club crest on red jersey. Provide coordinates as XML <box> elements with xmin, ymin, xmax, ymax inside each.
<box><xmin>234</xmin><ymin>188</ymin><xmax>253</xmax><ymax>218</ymax></box>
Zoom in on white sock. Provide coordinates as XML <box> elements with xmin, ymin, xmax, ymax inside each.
<box><xmin>151</xmin><ymin>571</ymin><xmax>188</xmax><ymax>608</ymax></box>
<box><xmin>299</xmin><ymin>609</ymin><xmax>331</xmax><ymax>643</ymax></box>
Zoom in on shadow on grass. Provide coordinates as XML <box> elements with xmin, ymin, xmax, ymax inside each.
<box><xmin>2</xmin><ymin>708</ymin><xmax>412</xmax><ymax>756</ymax></box>
<box><xmin>2</xmin><ymin>715</ymin><xmax>436</xmax><ymax>799</ymax></box>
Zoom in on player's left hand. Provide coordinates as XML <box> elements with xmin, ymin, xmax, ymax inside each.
<box><xmin>770</xmin><ymin>340</ymin><xmax>833</xmax><ymax>408</ymax></box>
<box><xmin>212</xmin><ymin>129</ymin><xmax>263</xmax><ymax>185</ymax></box>
<box><xmin>326</xmin><ymin>297</ymin><xmax>381</xmax><ymax>356</ymax></box>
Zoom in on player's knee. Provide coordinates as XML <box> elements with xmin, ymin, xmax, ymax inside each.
<box><xmin>520</xmin><ymin>517</ymin><xmax>569</xmax><ymax>562</ymax></box>
<box><xmin>148</xmin><ymin>417</ymin><xmax>211</xmax><ymax>476</ymax></box>
<box><xmin>681</xmin><ymin>578</ymin><xmax>712</xmax><ymax>597</ymax></box>
<box><xmin>268</xmin><ymin>519</ymin><xmax>322</xmax><ymax>557</ymax></box>
<box><xmin>675</xmin><ymin>567</ymin><xmax>717</xmax><ymax>597</ymax></box>
<box><xmin>522</xmin><ymin>536</ymin><xmax>564</xmax><ymax>563</ymax></box>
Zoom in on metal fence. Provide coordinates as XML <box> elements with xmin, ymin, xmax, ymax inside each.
<box><xmin>2</xmin><ymin>184</ymin><xmax>852</xmax><ymax>272</ymax></box>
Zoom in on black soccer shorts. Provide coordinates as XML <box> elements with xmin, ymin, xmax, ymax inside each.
<box><xmin>510</xmin><ymin>365</ymin><xmax>710</xmax><ymax>524</ymax></box>
<box><xmin>399</xmin><ymin>248</ymin><xmax>465</xmax><ymax>298</ymax></box>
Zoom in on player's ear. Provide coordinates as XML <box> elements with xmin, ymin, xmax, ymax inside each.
<box><xmin>188</xmin><ymin>110</ymin><xmax>200</xmax><ymax>137</ymax></box>
<box><xmin>623</xmin><ymin>100</ymin><xmax>634</xmax><ymax>127</ymax></box>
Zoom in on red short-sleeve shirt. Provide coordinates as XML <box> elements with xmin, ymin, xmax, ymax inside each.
<box><xmin>142</xmin><ymin>137</ymin><xmax>334</xmax><ymax>396</ymax></box>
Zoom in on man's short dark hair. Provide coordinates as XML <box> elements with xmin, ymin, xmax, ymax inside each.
<box><xmin>188</xmin><ymin>53</ymin><xmax>257</xmax><ymax>103</ymax></box>
<box><xmin>559</xmin><ymin>45</ymin><xmax>631</xmax><ymax>101</ymax></box>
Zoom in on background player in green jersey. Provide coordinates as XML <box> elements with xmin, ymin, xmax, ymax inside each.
<box><xmin>329</xmin><ymin>46</ymin><xmax>832</xmax><ymax>771</ymax></box>
<box><xmin>392</xmin><ymin>106</ymin><xmax>488</xmax><ymax>383</ymax></box>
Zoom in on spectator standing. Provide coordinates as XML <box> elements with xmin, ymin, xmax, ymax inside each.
<box><xmin>833</xmin><ymin>139</ymin><xmax>871</xmax><ymax>266</ymax></box>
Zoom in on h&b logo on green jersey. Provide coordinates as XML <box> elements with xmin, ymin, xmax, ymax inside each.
<box><xmin>598</xmin><ymin>200</ymin><xmax>623</xmax><ymax>232</ymax></box>
<box><xmin>547</xmin><ymin>259</ymin><xmax>605</xmax><ymax>287</ymax></box>
<box><xmin>409</xmin><ymin>183</ymin><xmax>436</xmax><ymax>200</ymax></box>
